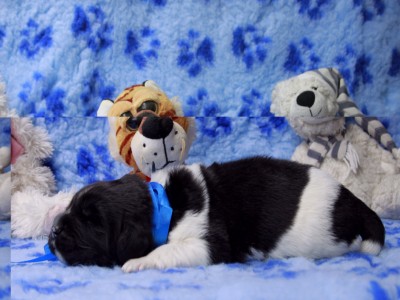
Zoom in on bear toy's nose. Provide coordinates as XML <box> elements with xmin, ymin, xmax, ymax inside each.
<box><xmin>296</xmin><ymin>91</ymin><xmax>315</xmax><ymax>108</ymax></box>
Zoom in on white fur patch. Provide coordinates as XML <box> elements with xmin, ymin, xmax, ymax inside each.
<box><xmin>361</xmin><ymin>240</ymin><xmax>382</xmax><ymax>255</ymax></box>
<box><xmin>269</xmin><ymin>168</ymin><xmax>350</xmax><ymax>259</ymax></box>
<box><xmin>122</xmin><ymin>164</ymin><xmax>211</xmax><ymax>272</ymax></box>
<box><xmin>11</xmin><ymin>189</ymin><xmax>74</xmax><ymax>238</ymax></box>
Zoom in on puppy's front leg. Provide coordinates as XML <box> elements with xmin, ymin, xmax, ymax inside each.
<box><xmin>122</xmin><ymin>237</ymin><xmax>210</xmax><ymax>272</ymax></box>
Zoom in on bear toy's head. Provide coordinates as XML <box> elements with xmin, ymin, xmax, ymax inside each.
<box><xmin>271</xmin><ymin>68</ymin><xmax>345</xmax><ymax>140</ymax></box>
<box><xmin>98</xmin><ymin>80</ymin><xmax>196</xmax><ymax>180</ymax></box>
<box><xmin>271</xmin><ymin>67</ymin><xmax>398</xmax><ymax>163</ymax></box>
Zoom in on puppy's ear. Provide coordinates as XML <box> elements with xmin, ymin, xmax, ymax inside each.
<box><xmin>79</xmin><ymin>197</ymin><xmax>102</xmax><ymax>223</ymax></box>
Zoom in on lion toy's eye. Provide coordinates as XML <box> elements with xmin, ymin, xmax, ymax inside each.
<box><xmin>137</xmin><ymin>101</ymin><xmax>158</xmax><ymax>113</ymax></box>
<box><xmin>120</xmin><ymin>111</ymin><xmax>133</xmax><ymax>118</ymax></box>
<box><xmin>126</xmin><ymin>117</ymin><xmax>140</xmax><ymax>131</ymax></box>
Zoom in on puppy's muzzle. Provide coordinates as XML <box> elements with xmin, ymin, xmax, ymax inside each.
<box><xmin>49</xmin><ymin>214</ymin><xmax>63</xmax><ymax>241</ymax></box>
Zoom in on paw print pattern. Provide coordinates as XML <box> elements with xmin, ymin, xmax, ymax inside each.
<box><xmin>334</xmin><ymin>46</ymin><xmax>373</xmax><ymax>92</ymax></box>
<box><xmin>239</xmin><ymin>89</ymin><xmax>270</xmax><ymax>117</ymax></box>
<box><xmin>0</xmin><ymin>26</ymin><xmax>5</xmax><ymax>48</ymax></box>
<box><xmin>256</xmin><ymin>114</ymin><xmax>288</xmax><ymax>137</ymax></box>
<box><xmin>17</xmin><ymin>72</ymin><xmax>65</xmax><ymax>117</ymax></box>
<box><xmin>353</xmin><ymin>0</ymin><xmax>385</xmax><ymax>22</ymax></box>
<box><xmin>125</xmin><ymin>27</ymin><xmax>161</xmax><ymax>70</ymax></box>
<box><xmin>232</xmin><ymin>25</ymin><xmax>271</xmax><ymax>69</ymax></box>
<box><xmin>71</xmin><ymin>5</ymin><xmax>113</xmax><ymax>53</ymax></box>
<box><xmin>143</xmin><ymin>0</ymin><xmax>167</xmax><ymax>6</ymax></box>
<box><xmin>296</xmin><ymin>0</ymin><xmax>330</xmax><ymax>20</ymax></box>
<box><xmin>353</xmin><ymin>54</ymin><xmax>373</xmax><ymax>91</ymax></box>
<box><xmin>177</xmin><ymin>30</ymin><xmax>214</xmax><ymax>77</ymax></box>
<box><xmin>334</xmin><ymin>45</ymin><xmax>357</xmax><ymax>92</ymax></box>
<box><xmin>388</xmin><ymin>48</ymin><xmax>400</xmax><ymax>77</ymax></box>
<box><xmin>80</xmin><ymin>69</ymin><xmax>115</xmax><ymax>116</ymax></box>
<box><xmin>197</xmin><ymin>117</ymin><xmax>232</xmax><ymax>138</ymax></box>
<box><xmin>19</xmin><ymin>19</ymin><xmax>52</xmax><ymax>58</ymax></box>
<box><xmin>284</xmin><ymin>38</ymin><xmax>320</xmax><ymax>73</ymax></box>
<box><xmin>185</xmin><ymin>88</ymin><xmax>220</xmax><ymax>116</ymax></box>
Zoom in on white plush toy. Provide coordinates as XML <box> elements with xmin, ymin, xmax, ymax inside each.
<box><xmin>0</xmin><ymin>146</ymin><xmax>11</xmax><ymax>220</ymax></box>
<box><xmin>271</xmin><ymin>67</ymin><xmax>400</xmax><ymax>219</ymax></box>
<box><xmin>0</xmin><ymin>79</ymin><xmax>11</xmax><ymax>219</ymax></box>
<box><xmin>0</xmin><ymin>77</ymin><xmax>73</xmax><ymax>236</ymax></box>
<box><xmin>11</xmin><ymin>118</ymin><xmax>74</xmax><ymax>238</ymax></box>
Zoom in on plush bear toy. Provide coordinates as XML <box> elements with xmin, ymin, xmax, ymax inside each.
<box><xmin>0</xmin><ymin>146</ymin><xmax>11</xmax><ymax>220</ymax></box>
<box><xmin>0</xmin><ymin>79</ymin><xmax>11</xmax><ymax>219</ymax></box>
<box><xmin>97</xmin><ymin>80</ymin><xmax>196</xmax><ymax>180</ymax></box>
<box><xmin>11</xmin><ymin>118</ymin><xmax>74</xmax><ymax>237</ymax></box>
<box><xmin>271</xmin><ymin>67</ymin><xmax>400</xmax><ymax>219</ymax></box>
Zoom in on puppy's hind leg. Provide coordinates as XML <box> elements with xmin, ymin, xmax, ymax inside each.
<box><xmin>357</xmin><ymin>200</ymin><xmax>385</xmax><ymax>255</ymax></box>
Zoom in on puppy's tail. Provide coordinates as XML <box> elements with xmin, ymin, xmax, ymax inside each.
<box><xmin>358</xmin><ymin>200</ymin><xmax>385</xmax><ymax>255</ymax></box>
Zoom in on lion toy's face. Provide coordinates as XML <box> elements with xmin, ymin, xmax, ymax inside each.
<box><xmin>98</xmin><ymin>80</ymin><xmax>195</xmax><ymax>179</ymax></box>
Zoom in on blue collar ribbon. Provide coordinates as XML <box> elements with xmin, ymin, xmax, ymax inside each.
<box><xmin>14</xmin><ymin>243</ymin><xmax>58</xmax><ymax>263</ymax></box>
<box><xmin>148</xmin><ymin>181</ymin><xmax>173</xmax><ymax>247</ymax></box>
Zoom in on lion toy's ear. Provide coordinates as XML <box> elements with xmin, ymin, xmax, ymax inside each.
<box><xmin>97</xmin><ymin>99</ymin><xmax>114</xmax><ymax>117</ymax></box>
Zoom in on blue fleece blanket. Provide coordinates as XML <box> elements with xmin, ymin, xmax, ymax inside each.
<box><xmin>10</xmin><ymin>220</ymin><xmax>400</xmax><ymax>299</ymax></box>
<box><xmin>1</xmin><ymin>0</ymin><xmax>400</xmax><ymax>299</ymax></box>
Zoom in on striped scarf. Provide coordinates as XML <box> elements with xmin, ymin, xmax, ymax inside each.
<box><xmin>305</xmin><ymin>68</ymin><xmax>398</xmax><ymax>172</ymax></box>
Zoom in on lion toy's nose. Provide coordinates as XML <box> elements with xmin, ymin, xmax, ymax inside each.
<box><xmin>141</xmin><ymin>115</ymin><xmax>174</xmax><ymax>139</ymax></box>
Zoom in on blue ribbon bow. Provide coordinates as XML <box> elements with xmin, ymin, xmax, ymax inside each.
<box><xmin>15</xmin><ymin>243</ymin><xmax>58</xmax><ymax>263</ymax></box>
<box><xmin>148</xmin><ymin>182</ymin><xmax>173</xmax><ymax>246</ymax></box>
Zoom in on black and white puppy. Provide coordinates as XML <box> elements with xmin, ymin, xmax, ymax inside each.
<box><xmin>49</xmin><ymin>157</ymin><xmax>385</xmax><ymax>272</ymax></box>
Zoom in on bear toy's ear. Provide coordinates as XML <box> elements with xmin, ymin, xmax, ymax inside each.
<box><xmin>271</xmin><ymin>79</ymin><xmax>294</xmax><ymax>117</ymax></box>
<box><xmin>97</xmin><ymin>99</ymin><xmax>114</xmax><ymax>117</ymax></box>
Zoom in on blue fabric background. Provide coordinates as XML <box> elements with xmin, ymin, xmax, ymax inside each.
<box><xmin>0</xmin><ymin>0</ymin><xmax>399</xmax><ymax>299</ymax></box>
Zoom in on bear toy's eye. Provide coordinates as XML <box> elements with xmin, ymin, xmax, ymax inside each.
<box><xmin>311</xmin><ymin>86</ymin><xmax>318</xmax><ymax>91</ymax></box>
<box><xmin>137</xmin><ymin>101</ymin><xmax>158</xmax><ymax>113</ymax></box>
<box><xmin>120</xmin><ymin>111</ymin><xmax>133</xmax><ymax>118</ymax></box>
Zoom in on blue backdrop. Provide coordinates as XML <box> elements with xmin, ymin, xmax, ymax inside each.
<box><xmin>1</xmin><ymin>1</ymin><xmax>400</xmax><ymax>299</ymax></box>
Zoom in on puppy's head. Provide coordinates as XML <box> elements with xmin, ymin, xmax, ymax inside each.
<box><xmin>48</xmin><ymin>174</ymin><xmax>153</xmax><ymax>267</ymax></box>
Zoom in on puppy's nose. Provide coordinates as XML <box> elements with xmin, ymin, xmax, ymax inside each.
<box><xmin>296</xmin><ymin>91</ymin><xmax>315</xmax><ymax>108</ymax></box>
<box><xmin>141</xmin><ymin>116</ymin><xmax>173</xmax><ymax>139</ymax></box>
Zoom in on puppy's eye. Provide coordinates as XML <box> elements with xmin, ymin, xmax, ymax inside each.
<box><xmin>126</xmin><ymin>117</ymin><xmax>140</xmax><ymax>131</ymax></box>
<box><xmin>137</xmin><ymin>101</ymin><xmax>158</xmax><ymax>113</ymax></box>
<box><xmin>311</xmin><ymin>86</ymin><xmax>318</xmax><ymax>91</ymax></box>
<box><xmin>120</xmin><ymin>111</ymin><xmax>133</xmax><ymax>118</ymax></box>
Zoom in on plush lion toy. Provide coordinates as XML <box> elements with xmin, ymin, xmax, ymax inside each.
<box><xmin>98</xmin><ymin>80</ymin><xmax>196</xmax><ymax>180</ymax></box>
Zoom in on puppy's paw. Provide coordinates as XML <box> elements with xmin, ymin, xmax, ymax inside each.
<box><xmin>122</xmin><ymin>257</ymin><xmax>158</xmax><ymax>273</ymax></box>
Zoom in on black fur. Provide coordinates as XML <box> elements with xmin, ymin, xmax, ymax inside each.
<box><xmin>49</xmin><ymin>156</ymin><xmax>385</xmax><ymax>267</ymax></box>
<box><xmin>332</xmin><ymin>186</ymin><xmax>385</xmax><ymax>246</ymax></box>
<box><xmin>201</xmin><ymin>157</ymin><xmax>309</xmax><ymax>263</ymax></box>
<box><xmin>48</xmin><ymin>174</ymin><xmax>154</xmax><ymax>267</ymax></box>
